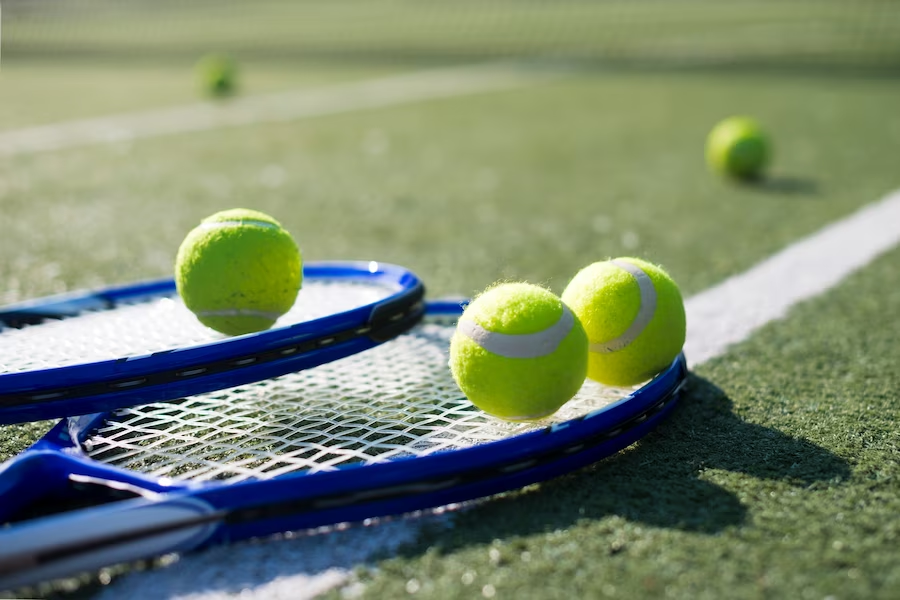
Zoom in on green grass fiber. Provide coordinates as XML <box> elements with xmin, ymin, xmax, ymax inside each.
<box><xmin>2</xmin><ymin>68</ymin><xmax>899</xmax><ymax>303</ymax></box>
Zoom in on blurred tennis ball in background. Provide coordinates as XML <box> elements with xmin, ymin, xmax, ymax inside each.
<box><xmin>705</xmin><ymin>115</ymin><xmax>771</xmax><ymax>180</ymax></box>
<box><xmin>176</xmin><ymin>208</ymin><xmax>302</xmax><ymax>336</ymax></box>
<box><xmin>449</xmin><ymin>282</ymin><xmax>588</xmax><ymax>421</ymax></box>
<box><xmin>562</xmin><ymin>258</ymin><xmax>685</xmax><ymax>387</ymax></box>
<box><xmin>196</xmin><ymin>53</ymin><xmax>238</xmax><ymax>98</ymax></box>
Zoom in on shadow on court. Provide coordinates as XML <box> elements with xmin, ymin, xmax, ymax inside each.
<box><xmin>415</xmin><ymin>373</ymin><xmax>852</xmax><ymax>546</ymax></box>
<box><xmin>751</xmin><ymin>175</ymin><xmax>820</xmax><ymax>195</ymax></box>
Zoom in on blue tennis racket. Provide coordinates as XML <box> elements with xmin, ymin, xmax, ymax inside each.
<box><xmin>0</xmin><ymin>261</ymin><xmax>425</xmax><ymax>424</ymax></box>
<box><xmin>0</xmin><ymin>300</ymin><xmax>687</xmax><ymax>589</ymax></box>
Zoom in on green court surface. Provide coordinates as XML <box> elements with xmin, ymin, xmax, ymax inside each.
<box><xmin>2</xmin><ymin>68</ymin><xmax>899</xmax><ymax>300</ymax></box>
<box><xmin>1</xmin><ymin>1</ymin><xmax>899</xmax><ymax>598</ymax></box>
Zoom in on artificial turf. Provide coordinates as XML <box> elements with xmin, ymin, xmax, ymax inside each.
<box><xmin>1</xmin><ymin>3</ymin><xmax>899</xmax><ymax>596</ymax></box>
<box><xmin>2</xmin><ymin>66</ymin><xmax>899</xmax><ymax>303</ymax></box>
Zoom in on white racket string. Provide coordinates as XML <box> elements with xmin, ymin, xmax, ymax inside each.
<box><xmin>82</xmin><ymin>317</ymin><xmax>635</xmax><ymax>484</ymax></box>
<box><xmin>0</xmin><ymin>281</ymin><xmax>395</xmax><ymax>375</ymax></box>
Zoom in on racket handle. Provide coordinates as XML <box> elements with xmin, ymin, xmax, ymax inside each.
<box><xmin>0</xmin><ymin>495</ymin><xmax>221</xmax><ymax>589</ymax></box>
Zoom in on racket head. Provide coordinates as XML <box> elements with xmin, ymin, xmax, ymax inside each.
<box><xmin>0</xmin><ymin>261</ymin><xmax>425</xmax><ymax>424</ymax></box>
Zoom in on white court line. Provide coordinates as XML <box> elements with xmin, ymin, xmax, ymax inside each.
<box><xmin>684</xmin><ymin>190</ymin><xmax>900</xmax><ymax>366</ymax></box>
<box><xmin>97</xmin><ymin>189</ymin><xmax>900</xmax><ymax>600</ymax></box>
<box><xmin>0</xmin><ymin>62</ymin><xmax>561</xmax><ymax>156</ymax></box>
<box><xmin>95</xmin><ymin>516</ymin><xmax>442</xmax><ymax>600</ymax></box>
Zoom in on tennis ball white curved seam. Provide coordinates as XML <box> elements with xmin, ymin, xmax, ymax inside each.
<box><xmin>194</xmin><ymin>308</ymin><xmax>286</xmax><ymax>320</ymax></box>
<box><xmin>456</xmin><ymin>305</ymin><xmax>575</xmax><ymax>359</ymax></box>
<box><xmin>588</xmin><ymin>260</ymin><xmax>657</xmax><ymax>353</ymax></box>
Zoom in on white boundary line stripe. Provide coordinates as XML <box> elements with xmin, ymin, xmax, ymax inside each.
<box><xmin>0</xmin><ymin>62</ymin><xmax>561</xmax><ymax>156</ymax></box>
<box><xmin>684</xmin><ymin>189</ymin><xmax>900</xmax><ymax>367</ymax></box>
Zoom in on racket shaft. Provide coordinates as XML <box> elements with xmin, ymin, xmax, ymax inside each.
<box><xmin>0</xmin><ymin>496</ymin><xmax>223</xmax><ymax>588</ymax></box>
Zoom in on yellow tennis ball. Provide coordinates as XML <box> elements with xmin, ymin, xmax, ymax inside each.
<box><xmin>175</xmin><ymin>208</ymin><xmax>302</xmax><ymax>336</ymax></box>
<box><xmin>196</xmin><ymin>53</ymin><xmax>238</xmax><ymax>98</ymax></box>
<box><xmin>449</xmin><ymin>282</ymin><xmax>588</xmax><ymax>421</ymax></box>
<box><xmin>705</xmin><ymin>115</ymin><xmax>771</xmax><ymax>180</ymax></box>
<box><xmin>561</xmin><ymin>258</ymin><xmax>685</xmax><ymax>387</ymax></box>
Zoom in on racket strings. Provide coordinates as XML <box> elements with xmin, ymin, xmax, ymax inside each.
<box><xmin>82</xmin><ymin>318</ymin><xmax>635</xmax><ymax>484</ymax></box>
<box><xmin>0</xmin><ymin>281</ymin><xmax>395</xmax><ymax>375</ymax></box>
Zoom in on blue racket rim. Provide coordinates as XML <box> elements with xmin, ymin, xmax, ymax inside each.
<box><xmin>0</xmin><ymin>261</ymin><xmax>425</xmax><ymax>423</ymax></box>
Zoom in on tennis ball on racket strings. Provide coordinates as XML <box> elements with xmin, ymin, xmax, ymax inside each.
<box><xmin>561</xmin><ymin>258</ymin><xmax>685</xmax><ymax>387</ymax></box>
<box><xmin>196</xmin><ymin>53</ymin><xmax>238</xmax><ymax>98</ymax></box>
<box><xmin>705</xmin><ymin>115</ymin><xmax>770</xmax><ymax>180</ymax></box>
<box><xmin>175</xmin><ymin>208</ymin><xmax>302</xmax><ymax>336</ymax></box>
<box><xmin>449</xmin><ymin>283</ymin><xmax>588</xmax><ymax>421</ymax></box>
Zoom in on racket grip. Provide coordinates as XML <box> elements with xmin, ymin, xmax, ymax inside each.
<box><xmin>0</xmin><ymin>495</ymin><xmax>221</xmax><ymax>589</ymax></box>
